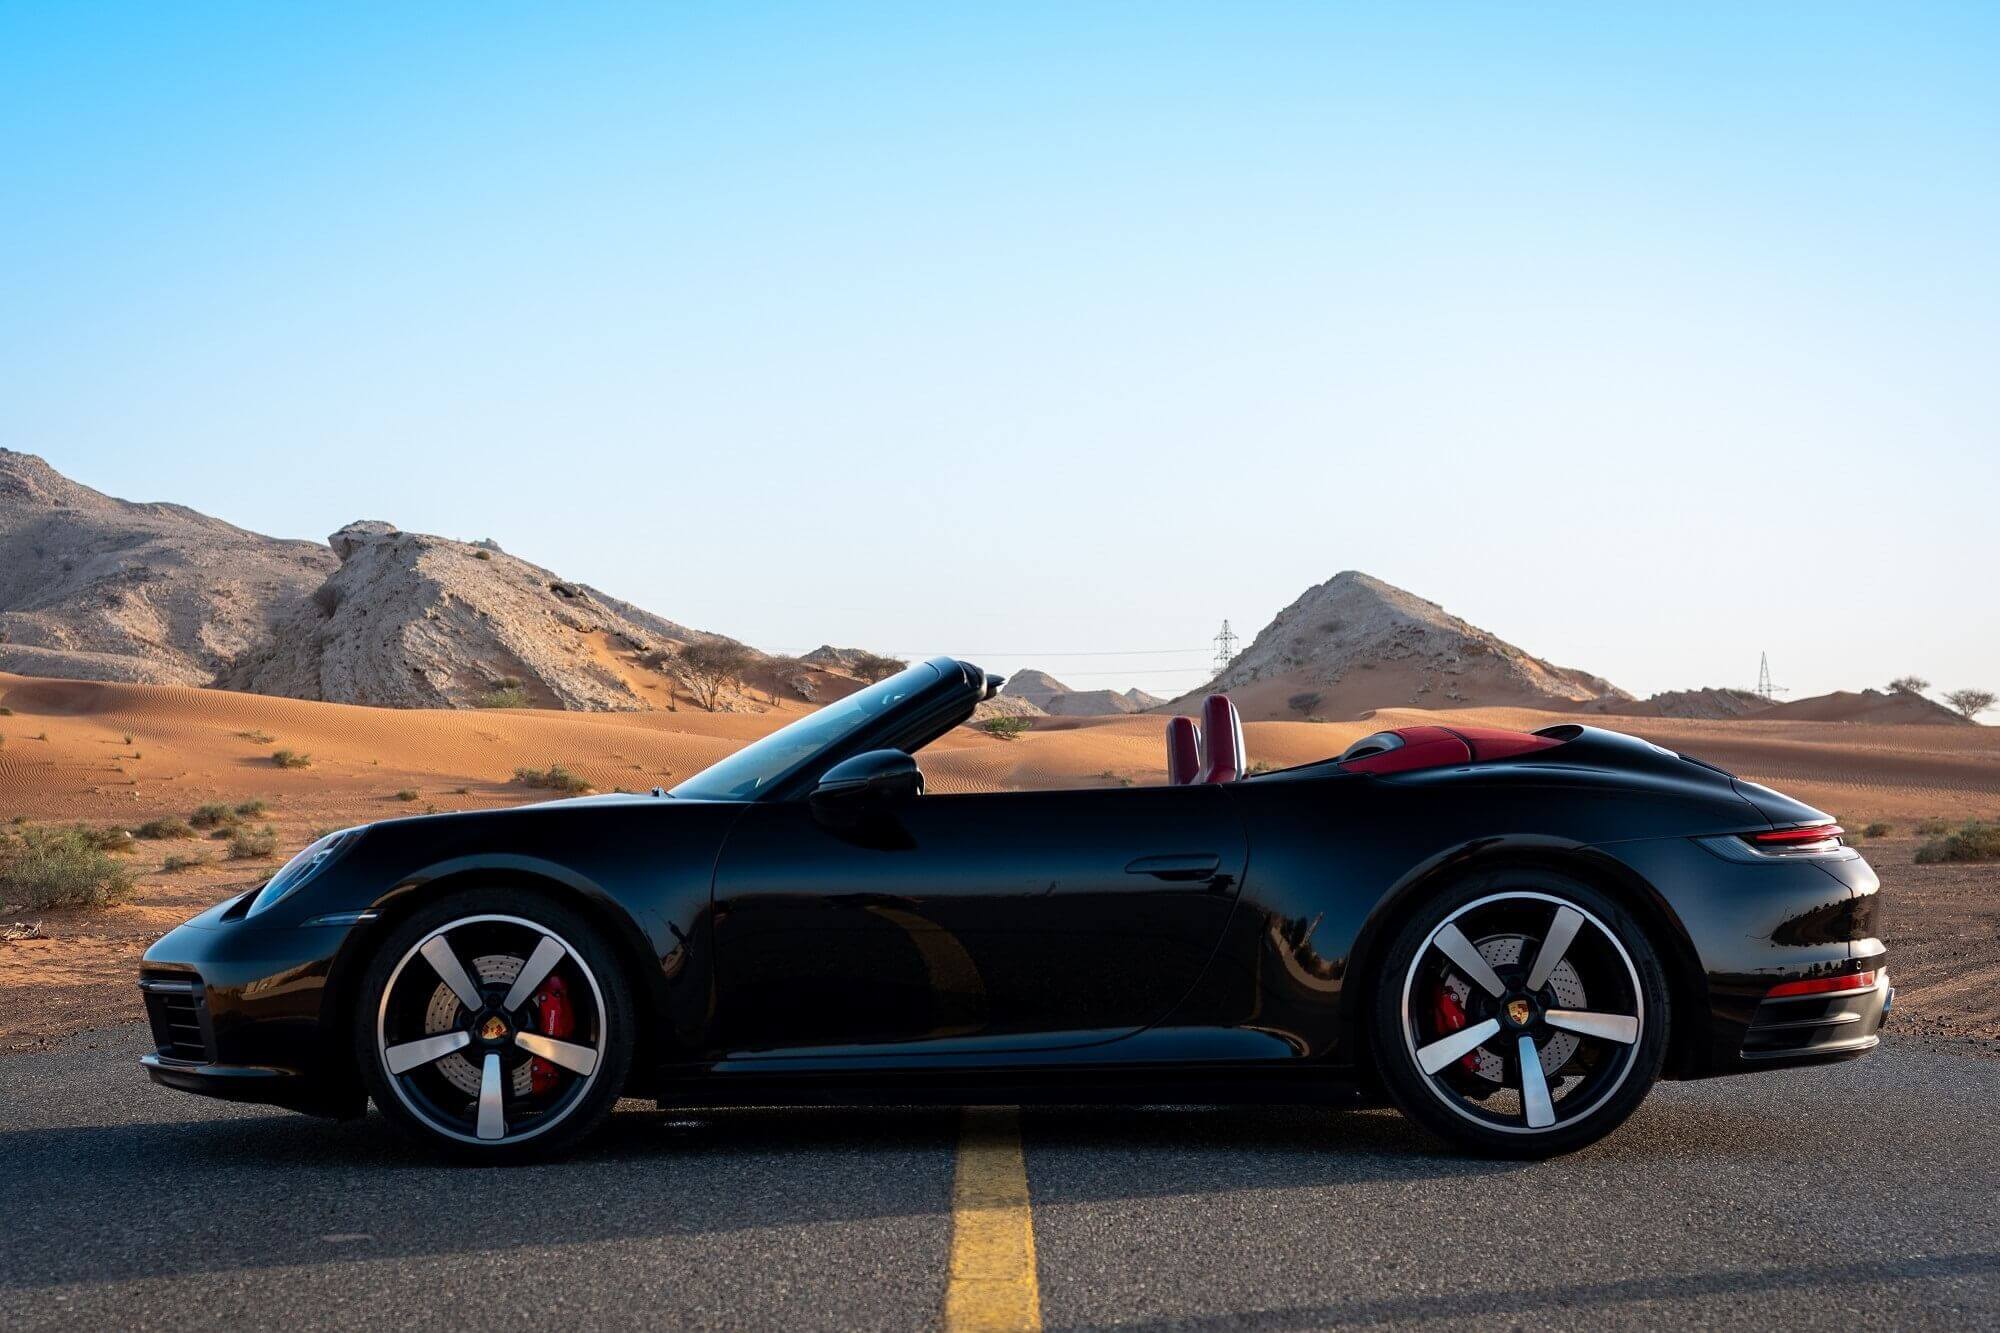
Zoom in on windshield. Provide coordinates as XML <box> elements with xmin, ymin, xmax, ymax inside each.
<box><xmin>670</xmin><ymin>661</ymin><xmax>942</xmax><ymax>801</ymax></box>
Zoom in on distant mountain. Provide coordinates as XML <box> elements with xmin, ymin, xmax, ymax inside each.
<box><xmin>1586</xmin><ymin>687</ymin><xmax>1771</xmax><ymax>721</ymax></box>
<box><xmin>1000</xmin><ymin>667</ymin><xmax>1161</xmax><ymax>716</ymax></box>
<box><xmin>1168</xmin><ymin>570</ymin><xmax>1629</xmax><ymax>721</ymax></box>
<box><xmin>1763</xmin><ymin>688</ymin><xmax>1972</xmax><ymax>726</ymax></box>
<box><xmin>0</xmin><ymin>449</ymin><xmax>336</xmax><ymax>685</ymax></box>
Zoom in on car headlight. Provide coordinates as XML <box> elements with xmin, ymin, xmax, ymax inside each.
<box><xmin>244</xmin><ymin>827</ymin><xmax>363</xmax><ymax>918</ymax></box>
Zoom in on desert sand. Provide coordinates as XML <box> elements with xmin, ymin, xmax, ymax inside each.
<box><xmin>2</xmin><ymin>672</ymin><xmax>1994</xmax><ymax>1052</ymax></box>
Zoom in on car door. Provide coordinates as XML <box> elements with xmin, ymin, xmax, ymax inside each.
<box><xmin>708</xmin><ymin>781</ymin><xmax>1248</xmax><ymax>1058</ymax></box>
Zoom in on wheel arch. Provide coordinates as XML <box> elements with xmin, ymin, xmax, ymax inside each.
<box><xmin>1340</xmin><ymin>840</ymin><xmax>1710</xmax><ymax>1080</ymax></box>
<box><xmin>321</xmin><ymin>863</ymin><xmax>670</xmax><ymax>1102</ymax></box>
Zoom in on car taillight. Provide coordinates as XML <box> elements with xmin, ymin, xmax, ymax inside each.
<box><xmin>1767</xmin><ymin>969</ymin><xmax>1877</xmax><ymax>999</ymax></box>
<box><xmin>1742</xmin><ymin>823</ymin><xmax>1844</xmax><ymax>855</ymax></box>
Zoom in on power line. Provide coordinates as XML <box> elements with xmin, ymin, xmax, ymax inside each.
<box><xmin>1212</xmin><ymin>619</ymin><xmax>1238</xmax><ymax>670</ymax></box>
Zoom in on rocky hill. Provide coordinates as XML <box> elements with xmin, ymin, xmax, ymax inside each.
<box><xmin>1000</xmin><ymin>668</ymin><xmax>1163</xmax><ymax>716</ymax></box>
<box><xmin>0</xmin><ymin>450</ymin><xmax>337</xmax><ymax>685</ymax></box>
<box><xmin>224</xmin><ymin>522</ymin><xmax>743</xmax><ymax>710</ymax></box>
<box><xmin>1169</xmin><ymin>570</ymin><xmax>1629</xmax><ymax>720</ymax></box>
<box><xmin>1763</xmin><ymin>688</ymin><xmax>1972</xmax><ymax>726</ymax></box>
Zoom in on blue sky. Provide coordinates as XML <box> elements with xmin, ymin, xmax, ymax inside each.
<box><xmin>3</xmin><ymin>3</ymin><xmax>1996</xmax><ymax>701</ymax></box>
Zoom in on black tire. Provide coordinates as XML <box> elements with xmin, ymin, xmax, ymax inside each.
<box><xmin>1369</xmin><ymin>869</ymin><xmax>1669</xmax><ymax>1158</ymax></box>
<box><xmin>353</xmin><ymin>887</ymin><xmax>635</xmax><ymax>1163</ymax></box>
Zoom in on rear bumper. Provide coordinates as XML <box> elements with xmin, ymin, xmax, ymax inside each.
<box><xmin>1740</xmin><ymin>969</ymin><xmax>1891</xmax><ymax>1067</ymax></box>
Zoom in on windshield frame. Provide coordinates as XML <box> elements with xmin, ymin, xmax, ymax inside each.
<box><xmin>669</xmin><ymin>657</ymin><xmax>981</xmax><ymax>802</ymax></box>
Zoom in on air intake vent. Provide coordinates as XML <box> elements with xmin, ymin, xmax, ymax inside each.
<box><xmin>140</xmin><ymin>976</ymin><xmax>212</xmax><ymax>1062</ymax></box>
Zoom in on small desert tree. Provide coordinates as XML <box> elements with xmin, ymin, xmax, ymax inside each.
<box><xmin>1287</xmin><ymin>690</ymin><xmax>1323</xmax><ymax>718</ymax></box>
<box><xmin>1888</xmin><ymin>675</ymin><xmax>1931</xmax><ymax>696</ymax></box>
<box><xmin>1944</xmin><ymin>688</ymin><xmax>1995</xmax><ymax>722</ymax></box>
<box><xmin>677</xmin><ymin>640</ymin><xmax>756</xmax><ymax>711</ymax></box>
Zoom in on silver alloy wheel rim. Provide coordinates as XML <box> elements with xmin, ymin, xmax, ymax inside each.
<box><xmin>375</xmin><ymin>913</ymin><xmax>609</xmax><ymax>1147</ymax></box>
<box><xmin>1399</xmin><ymin>891</ymin><xmax>1645</xmax><ymax>1136</ymax></box>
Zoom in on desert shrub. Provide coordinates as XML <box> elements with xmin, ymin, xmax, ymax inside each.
<box><xmin>83</xmin><ymin>826</ymin><xmax>135</xmax><ymax>852</ymax></box>
<box><xmin>394</xmin><ymin>789</ymin><xmax>419</xmax><ymax>802</ymax></box>
<box><xmin>189</xmin><ymin>802</ymin><xmax>237</xmax><ymax>830</ymax></box>
<box><xmin>1287</xmin><ymin>691</ymin><xmax>1323</xmax><ymax>717</ymax></box>
<box><xmin>272</xmin><ymin>749</ymin><xmax>312</xmax><ymax>768</ymax></box>
<box><xmin>0</xmin><ymin>826</ymin><xmax>134</xmax><ymax>909</ymax></box>
<box><xmin>476</xmin><ymin>685</ymin><xmax>532</xmax><ymax>709</ymax></box>
<box><xmin>850</xmin><ymin>652</ymin><xmax>908</xmax><ymax>684</ymax></box>
<box><xmin>1863</xmin><ymin>822</ymin><xmax>1891</xmax><ymax>838</ymax></box>
<box><xmin>1888</xmin><ymin>675</ymin><xmax>1930</xmax><ymax>696</ymax></box>
<box><xmin>982</xmin><ymin>716</ymin><xmax>1032</xmax><ymax>741</ymax></box>
<box><xmin>238</xmin><ymin>729</ymin><xmax>274</xmax><ymax>744</ymax></box>
<box><xmin>1916</xmin><ymin>817</ymin><xmax>1951</xmax><ymax>836</ymax></box>
<box><xmin>1914</xmin><ymin>822</ymin><xmax>2000</xmax><ymax>865</ymax></box>
<box><xmin>161</xmin><ymin>853</ymin><xmax>207</xmax><ymax>872</ymax></box>
<box><xmin>514</xmin><ymin>763</ymin><xmax>592</xmax><ymax>794</ymax></box>
<box><xmin>234</xmin><ymin>799</ymin><xmax>268</xmax><ymax>817</ymax></box>
<box><xmin>136</xmin><ymin>817</ymin><xmax>195</xmax><ymax>841</ymax></box>
<box><xmin>0</xmin><ymin>707</ymin><xmax>12</xmax><ymax>716</ymax></box>
<box><xmin>473</xmin><ymin>548</ymin><xmax>493</xmax><ymax>561</ymax></box>
<box><xmin>228</xmin><ymin>826</ymin><xmax>278</xmax><ymax>860</ymax></box>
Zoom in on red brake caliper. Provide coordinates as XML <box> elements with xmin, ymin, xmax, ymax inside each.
<box><xmin>1432</xmin><ymin>983</ymin><xmax>1479</xmax><ymax>1073</ymax></box>
<box><xmin>529</xmin><ymin>974</ymin><xmax>573</xmax><ymax>1096</ymax></box>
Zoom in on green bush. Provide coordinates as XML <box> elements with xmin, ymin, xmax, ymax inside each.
<box><xmin>394</xmin><ymin>789</ymin><xmax>420</xmax><ymax>802</ymax></box>
<box><xmin>161</xmin><ymin>853</ymin><xmax>207</xmax><ymax>873</ymax></box>
<box><xmin>981</xmin><ymin>716</ymin><xmax>1032</xmax><ymax>741</ymax></box>
<box><xmin>0</xmin><ymin>826</ymin><xmax>135</xmax><ymax>909</ymax></box>
<box><xmin>272</xmin><ymin>749</ymin><xmax>312</xmax><ymax>769</ymax></box>
<box><xmin>1914</xmin><ymin>823</ymin><xmax>2000</xmax><ymax>865</ymax></box>
<box><xmin>514</xmin><ymin>763</ymin><xmax>592</xmax><ymax>794</ymax></box>
<box><xmin>477</xmin><ymin>686</ymin><xmax>532</xmax><ymax>709</ymax></box>
<box><xmin>228</xmin><ymin>826</ymin><xmax>278</xmax><ymax>860</ymax></box>
<box><xmin>1916</xmin><ymin>817</ymin><xmax>1951</xmax><ymax>836</ymax></box>
<box><xmin>234</xmin><ymin>799</ymin><xmax>268</xmax><ymax>817</ymax></box>
<box><xmin>136</xmin><ymin>817</ymin><xmax>195</xmax><ymax>841</ymax></box>
<box><xmin>1862</xmin><ymin>822</ymin><xmax>1891</xmax><ymax>839</ymax></box>
<box><xmin>189</xmin><ymin>802</ymin><xmax>237</xmax><ymax>830</ymax></box>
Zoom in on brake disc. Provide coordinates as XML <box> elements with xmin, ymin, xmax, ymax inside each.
<box><xmin>425</xmin><ymin>953</ymin><xmax>534</xmax><ymax>1099</ymax></box>
<box><xmin>1439</xmin><ymin>934</ymin><xmax>1585</xmax><ymax>1083</ymax></box>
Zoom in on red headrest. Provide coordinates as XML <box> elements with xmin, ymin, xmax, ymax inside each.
<box><xmin>1197</xmin><ymin>694</ymin><xmax>1246</xmax><ymax>783</ymax></box>
<box><xmin>1166</xmin><ymin>716</ymin><xmax>1202</xmax><ymax>785</ymax></box>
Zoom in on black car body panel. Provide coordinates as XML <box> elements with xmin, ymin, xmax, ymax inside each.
<box><xmin>140</xmin><ymin>657</ymin><xmax>1887</xmax><ymax>1119</ymax></box>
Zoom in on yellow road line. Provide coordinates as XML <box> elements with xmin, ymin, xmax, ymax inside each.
<box><xmin>944</xmin><ymin>1106</ymin><xmax>1042</xmax><ymax>1332</ymax></box>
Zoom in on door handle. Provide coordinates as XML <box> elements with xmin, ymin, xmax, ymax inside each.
<box><xmin>1125</xmin><ymin>853</ymin><xmax>1222</xmax><ymax>881</ymax></box>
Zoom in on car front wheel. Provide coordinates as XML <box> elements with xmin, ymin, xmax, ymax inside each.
<box><xmin>354</xmin><ymin>889</ymin><xmax>634</xmax><ymax>1161</ymax></box>
<box><xmin>1370</xmin><ymin>872</ymin><xmax>1669</xmax><ymax>1157</ymax></box>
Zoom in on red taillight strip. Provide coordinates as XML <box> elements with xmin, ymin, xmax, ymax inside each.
<box><xmin>1752</xmin><ymin>824</ymin><xmax>1844</xmax><ymax>845</ymax></box>
<box><xmin>1767</xmin><ymin>969</ymin><xmax>1877</xmax><ymax>999</ymax></box>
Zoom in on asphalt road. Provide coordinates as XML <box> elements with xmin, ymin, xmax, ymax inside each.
<box><xmin>3</xmin><ymin>1028</ymin><xmax>1996</xmax><ymax>1330</ymax></box>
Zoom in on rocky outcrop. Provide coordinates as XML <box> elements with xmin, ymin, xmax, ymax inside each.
<box><xmin>224</xmin><ymin>522</ymin><xmax>735</xmax><ymax>710</ymax></box>
<box><xmin>1167</xmin><ymin>570</ymin><xmax>1630</xmax><ymax>720</ymax></box>
<box><xmin>0</xmin><ymin>449</ymin><xmax>337</xmax><ymax>685</ymax></box>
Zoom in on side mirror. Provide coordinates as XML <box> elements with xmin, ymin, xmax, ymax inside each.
<box><xmin>810</xmin><ymin>749</ymin><xmax>923</xmax><ymax>824</ymax></box>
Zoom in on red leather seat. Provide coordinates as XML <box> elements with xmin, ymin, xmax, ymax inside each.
<box><xmin>1195</xmin><ymin>694</ymin><xmax>1246</xmax><ymax>783</ymax></box>
<box><xmin>1165</xmin><ymin>715</ymin><xmax>1202</xmax><ymax>786</ymax></box>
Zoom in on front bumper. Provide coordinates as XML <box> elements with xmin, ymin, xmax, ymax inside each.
<box><xmin>137</xmin><ymin>905</ymin><xmax>368</xmax><ymax>1119</ymax></box>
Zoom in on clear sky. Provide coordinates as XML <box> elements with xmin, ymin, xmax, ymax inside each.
<box><xmin>4</xmin><ymin>3</ymin><xmax>1995</xmax><ymax>701</ymax></box>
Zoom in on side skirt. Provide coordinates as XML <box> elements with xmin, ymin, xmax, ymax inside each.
<box><xmin>652</xmin><ymin>1062</ymin><xmax>1375</xmax><ymax>1109</ymax></box>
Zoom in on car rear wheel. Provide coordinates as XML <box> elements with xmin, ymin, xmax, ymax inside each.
<box><xmin>354</xmin><ymin>889</ymin><xmax>634</xmax><ymax>1162</ymax></box>
<box><xmin>1370</xmin><ymin>871</ymin><xmax>1668</xmax><ymax>1158</ymax></box>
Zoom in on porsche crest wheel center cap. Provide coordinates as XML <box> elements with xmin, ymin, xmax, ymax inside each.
<box><xmin>479</xmin><ymin>1015</ymin><xmax>510</xmax><ymax>1042</ymax></box>
<box><xmin>1506</xmin><ymin>997</ymin><xmax>1534</xmax><ymax>1027</ymax></box>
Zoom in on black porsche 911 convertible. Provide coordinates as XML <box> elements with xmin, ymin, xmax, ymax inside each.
<box><xmin>139</xmin><ymin>657</ymin><xmax>1888</xmax><ymax>1159</ymax></box>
